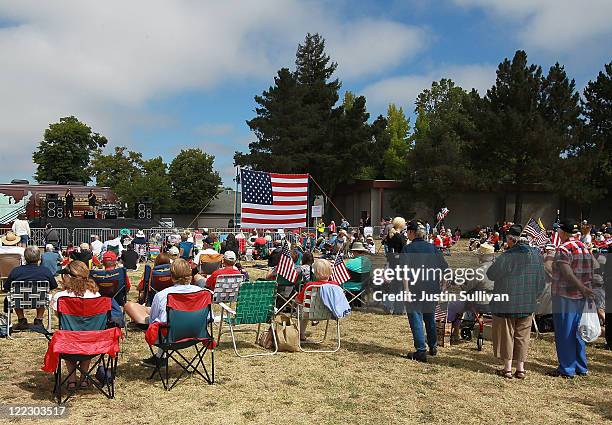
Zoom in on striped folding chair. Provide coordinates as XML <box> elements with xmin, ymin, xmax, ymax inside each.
<box><xmin>218</xmin><ymin>280</ymin><xmax>278</xmax><ymax>357</ymax></box>
<box><xmin>297</xmin><ymin>285</ymin><xmax>340</xmax><ymax>353</ymax></box>
<box><xmin>211</xmin><ymin>274</ymin><xmax>243</xmax><ymax>341</ymax></box>
<box><xmin>6</xmin><ymin>280</ymin><xmax>52</xmax><ymax>339</ymax></box>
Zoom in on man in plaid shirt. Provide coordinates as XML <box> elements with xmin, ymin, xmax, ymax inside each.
<box><xmin>549</xmin><ymin>220</ymin><xmax>594</xmax><ymax>378</ymax></box>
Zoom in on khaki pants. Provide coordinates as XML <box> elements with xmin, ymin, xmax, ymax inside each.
<box><xmin>492</xmin><ymin>315</ymin><xmax>533</xmax><ymax>362</ymax></box>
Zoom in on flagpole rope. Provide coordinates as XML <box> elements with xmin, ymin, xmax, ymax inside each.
<box><xmin>308</xmin><ymin>175</ymin><xmax>347</xmax><ymax>221</ymax></box>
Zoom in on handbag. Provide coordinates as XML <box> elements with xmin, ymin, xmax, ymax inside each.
<box><xmin>578</xmin><ymin>299</ymin><xmax>601</xmax><ymax>343</ymax></box>
<box><xmin>256</xmin><ymin>326</ymin><xmax>274</xmax><ymax>350</ymax></box>
<box><xmin>273</xmin><ymin>313</ymin><xmax>300</xmax><ymax>352</ymax></box>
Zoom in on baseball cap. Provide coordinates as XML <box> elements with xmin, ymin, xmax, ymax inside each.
<box><xmin>168</xmin><ymin>246</ymin><xmax>179</xmax><ymax>255</ymax></box>
<box><xmin>102</xmin><ymin>251</ymin><xmax>117</xmax><ymax>262</ymax></box>
<box><xmin>223</xmin><ymin>251</ymin><xmax>237</xmax><ymax>262</ymax></box>
<box><xmin>507</xmin><ymin>224</ymin><xmax>523</xmax><ymax>236</ymax></box>
<box><xmin>558</xmin><ymin>219</ymin><xmax>579</xmax><ymax>234</ymax></box>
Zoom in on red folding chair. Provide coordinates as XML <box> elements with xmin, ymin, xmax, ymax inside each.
<box><xmin>42</xmin><ymin>297</ymin><xmax>122</xmax><ymax>404</ymax></box>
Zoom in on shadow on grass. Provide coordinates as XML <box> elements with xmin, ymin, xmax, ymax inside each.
<box><xmin>15</xmin><ymin>369</ymin><xmax>55</xmax><ymax>402</ymax></box>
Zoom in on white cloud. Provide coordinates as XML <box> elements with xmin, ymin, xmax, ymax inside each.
<box><xmin>361</xmin><ymin>64</ymin><xmax>496</xmax><ymax>112</ymax></box>
<box><xmin>452</xmin><ymin>0</ymin><xmax>612</xmax><ymax>51</ymax></box>
<box><xmin>0</xmin><ymin>1</ymin><xmax>427</xmax><ymax>181</ymax></box>
<box><xmin>326</xmin><ymin>20</ymin><xmax>429</xmax><ymax>79</ymax></box>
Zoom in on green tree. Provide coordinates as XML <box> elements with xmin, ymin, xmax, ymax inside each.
<box><xmin>169</xmin><ymin>148</ymin><xmax>222</xmax><ymax>213</ymax></box>
<box><xmin>471</xmin><ymin>51</ymin><xmax>581</xmax><ymax>223</ymax></box>
<box><xmin>560</xmin><ymin>62</ymin><xmax>612</xmax><ymax>212</ymax></box>
<box><xmin>235</xmin><ymin>33</ymin><xmax>373</xmax><ymax>200</ymax></box>
<box><xmin>396</xmin><ymin>79</ymin><xmax>477</xmax><ymax>215</ymax></box>
<box><xmin>383</xmin><ymin>104</ymin><xmax>411</xmax><ymax>180</ymax></box>
<box><xmin>90</xmin><ymin>147</ymin><xmax>175</xmax><ymax>215</ymax></box>
<box><xmin>354</xmin><ymin>115</ymin><xmax>391</xmax><ymax>179</ymax></box>
<box><xmin>33</xmin><ymin>116</ymin><xmax>107</xmax><ymax>183</ymax></box>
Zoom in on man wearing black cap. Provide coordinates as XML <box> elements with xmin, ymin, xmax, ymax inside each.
<box><xmin>401</xmin><ymin>220</ymin><xmax>448</xmax><ymax>362</ymax></box>
<box><xmin>549</xmin><ymin>220</ymin><xmax>594</xmax><ymax>378</ymax></box>
<box><xmin>486</xmin><ymin>223</ymin><xmax>545</xmax><ymax>379</ymax></box>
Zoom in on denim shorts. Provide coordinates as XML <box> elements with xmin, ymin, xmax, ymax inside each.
<box><xmin>20</xmin><ymin>235</ymin><xmax>28</xmax><ymax>244</ymax></box>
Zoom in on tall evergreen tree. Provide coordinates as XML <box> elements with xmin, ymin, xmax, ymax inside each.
<box><xmin>560</xmin><ymin>62</ymin><xmax>612</xmax><ymax>212</ymax></box>
<box><xmin>235</xmin><ymin>33</ymin><xmax>372</xmax><ymax>198</ymax></box>
<box><xmin>471</xmin><ymin>51</ymin><xmax>581</xmax><ymax>223</ymax></box>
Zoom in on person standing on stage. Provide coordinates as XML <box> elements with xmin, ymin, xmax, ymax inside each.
<box><xmin>87</xmin><ymin>189</ymin><xmax>97</xmax><ymax>214</ymax></box>
<box><xmin>64</xmin><ymin>188</ymin><xmax>75</xmax><ymax>218</ymax></box>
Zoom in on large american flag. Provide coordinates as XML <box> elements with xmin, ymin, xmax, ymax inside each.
<box><xmin>330</xmin><ymin>253</ymin><xmax>351</xmax><ymax>284</ymax></box>
<box><xmin>277</xmin><ymin>244</ymin><xmax>298</xmax><ymax>283</ymax></box>
<box><xmin>240</xmin><ymin>169</ymin><xmax>308</xmax><ymax>229</ymax></box>
<box><xmin>523</xmin><ymin>217</ymin><xmax>549</xmax><ymax>248</ymax></box>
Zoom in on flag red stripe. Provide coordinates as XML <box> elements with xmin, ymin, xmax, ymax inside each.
<box><xmin>270</xmin><ymin>173</ymin><xmax>308</xmax><ymax>179</ymax></box>
<box><xmin>273</xmin><ymin>200</ymin><xmax>308</xmax><ymax>206</ymax></box>
<box><xmin>272</xmin><ymin>191</ymin><xmax>307</xmax><ymax>197</ymax></box>
<box><xmin>241</xmin><ymin>217</ymin><xmax>307</xmax><ymax>225</ymax></box>
<box><xmin>241</xmin><ymin>208</ymin><xmax>307</xmax><ymax>215</ymax></box>
<box><xmin>271</xmin><ymin>182</ymin><xmax>308</xmax><ymax>188</ymax></box>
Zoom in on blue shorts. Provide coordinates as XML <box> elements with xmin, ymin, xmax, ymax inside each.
<box><xmin>20</xmin><ymin>235</ymin><xmax>28</xmax><ymax>245</ymax></box>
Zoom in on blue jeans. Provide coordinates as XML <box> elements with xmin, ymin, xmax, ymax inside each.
<box><xmin>552</xmin><ymin>296</ymin><xmax>587</xmax><ymax>376</ymax></box>
<box><xmin>407</xmin><ymin>311</ymin><xmax>437</xmax><ymax>352</ymax></box>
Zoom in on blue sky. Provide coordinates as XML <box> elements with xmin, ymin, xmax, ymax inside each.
<box><xmin>0</xmin><ymin>0</ymin><xmax>610</xmax><ymax>186</ymax></box>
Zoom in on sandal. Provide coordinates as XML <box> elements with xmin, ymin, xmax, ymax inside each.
<box><xmin>514</xmin><ymin>370</ymin><xmax>526</xmax><ymax>380</ymax></box>
<box><xmin>79</xmin><ymin>378</ymin><xmax>91</xmax><ymax>389</ymax></box>
<box><xmin>66</xmin><ymin>382</ymin><xmax>78</xmax><ymax>391</ymax></box>
<box><xmin>496</xmin><ymin>369</ymin><xmax>513</xmax><ymax>379</ymax></box>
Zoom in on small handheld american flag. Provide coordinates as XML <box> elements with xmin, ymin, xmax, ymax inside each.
<box><xmin>523</xmin><ymin>217</ymin><xmax>549</xmax><ymax>248</ymax></box>
<box><xmin>330</xmin><ymin>253</ymin><xmax>351</xmax><ymax>284</ymax></box>
<box><xmin>277</xmin><ymin>243</ymin><xmax>298</xmax><ymax>283</ymax></box>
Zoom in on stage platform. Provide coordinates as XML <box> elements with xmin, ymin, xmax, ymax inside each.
<box><xmin>32</xmin><ymin>217</ymin><xmax>160</xmax><ymax>231</ymax></box>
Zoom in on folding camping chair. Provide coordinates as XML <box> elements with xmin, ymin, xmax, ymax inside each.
<box><xmin>0</xmin><ymin>253</ymin><xmax>22</xmax><ymax>283</ymax></box>
<box><xmin>146</xmin><ymin>290</ymin><xmax>215</xmax><ymax>390</ymax></box>
<box><xmin>218</xmin><ymin>280</ymin><xmax>278</xmax><ymax>357</ymax></box>
<box><xmin>43</xmin><ymin>297</ymin><xmax>122</xmax><ymax>404</ymax></box>
<box><xmin>90</xmin><ymin>269</ymin><xmax>128</xmax><ymax>336</ymax></box>
<box><xmin>275</xmin><ymin>275</ymin><xmax>301</xmax><ymax>314</ymax></box>
<box><xmin>199</xmin><ymin>253</ymin><xmax>223</xmax><ymax>275</ymax></box>
<box><xmin>297</xmin><ymin>284</ymin><xmax>341</xmax><ymax>353</ymax></box>
<box><xmin>5</xmin><ymin>280</ymin><xmax>52</xmax><ymax>339</ymax></box>
<box><xmin>143</xmin><ymin>264</ymin><xmax>173</xmax><ymax>306</ymax></box>
<box><xmin>341</xmin><ymin>280</ymin><xmax>367</xmax><ymax>307</ymax></box>
<box><xmin>211</xmin><ymin>274</ymin><xmax>244</xmax><ymax>340</ymax></box>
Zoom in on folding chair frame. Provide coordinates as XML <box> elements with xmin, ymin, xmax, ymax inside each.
<box><xmin>53</xmin><ymin>353</ymin><xmax>118</xmax><ymax>404</ymax></box>
<box><xmin>149</xmin><ymin>339</ymin><xmax>214</xmax><ymax>391</ymax></box>
<box><xmin>49</xmin><ymin>300</ymin><xmax>119</xmax><ymax>404</ymax></box>
<box><xmin>342</xmin><ymin>284</ymin><xmax>367</xmax><ymax>307</ymax></box>
<box><xmin>297</xmin><ymin>285</ymin><xmax>340</xmax><ymax>353</ymax></box>
<box><xmin>218</xmin><ymin>303</ymin><xmax>279</xmax><ymax>357</ymax></box>
<box><xmin>148</xmin><ymin>296</ymin><xmax>215</xmax><ymax>391</ymax></box>
<box><xmin>6</xmin><ymin>280</ymin><xmax>52</xmax><ymax>339</ymax></box>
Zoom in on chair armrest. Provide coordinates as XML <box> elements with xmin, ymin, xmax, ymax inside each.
<box><xmin>218</xmin><ymin>302</ymin><xmax>235</xmax><ymax>315</ymax></box>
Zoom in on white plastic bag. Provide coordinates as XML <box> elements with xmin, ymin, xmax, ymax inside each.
<box><xmin>577</xmin><ymin>300</ymin><xmax>601</xmax><ymax>343</ymax></box>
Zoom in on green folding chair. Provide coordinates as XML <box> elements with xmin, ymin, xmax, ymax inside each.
<box><xmin>218</xmin><ymin>281</ymin><xmax>278</xmax><ymax>357</ymax></box>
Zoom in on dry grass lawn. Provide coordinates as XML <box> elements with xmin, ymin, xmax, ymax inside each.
<box><xmin>1</xmin><ymin>244</ymin><xmax>610</xmax><ymax>424</ymax></box>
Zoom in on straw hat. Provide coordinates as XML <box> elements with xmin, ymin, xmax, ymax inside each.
<box><xmin>477</xmin><ymin>243</ymin><xmax>495</xmax><ymax>255</ymax></box>
<box><xmin>1</xmin><ymin>231</ymin><xmax>20</xmax><ymax>246</ymax></box>
<box><xmin>350</xmin><ymin>241</ymin><xmax>370</xmax><ymax>253</ymax></box>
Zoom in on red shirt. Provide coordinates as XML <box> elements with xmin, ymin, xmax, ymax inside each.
<box><xmin>443</xmin><ymin>236</ymin><xmax>452</xmax><ymax>247</ymax></box>
<box><xmin>205</xmin><ymin>266</ymin><xmax>241</xmax><ymax>290</ymax></box>
<box><xmin>296</xmin><ymin>280</ymin><xmax>340</xmax><ymax>304</ymax></box>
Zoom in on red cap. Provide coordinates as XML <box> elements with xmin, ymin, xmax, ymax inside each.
<box><xmin>102</xmin><ymin>251</ymin><xmax>118</xmax><ymax>262</ymax></box>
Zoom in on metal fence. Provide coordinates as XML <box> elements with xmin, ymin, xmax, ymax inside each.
<box><xmin>26</xmin><ymin>225</ymin><xmax>381</xmax><ymax>248</ymax></box>
<box><xmin>30</xmin><ymin>228</ymin><xmax>71</xmax><ymax>248</ymax></box>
